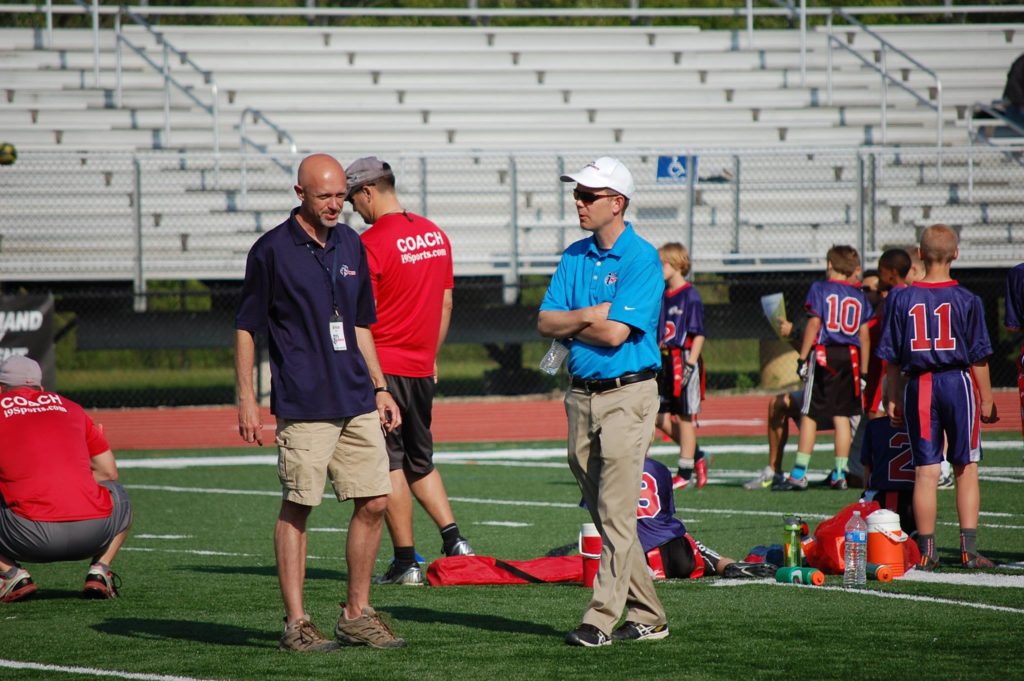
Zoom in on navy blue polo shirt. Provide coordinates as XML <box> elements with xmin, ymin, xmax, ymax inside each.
<box><xmin>236</xmin><ymin>209</ymin><xmax>377</xmax><ymax>420</ymax></box>
<box><xmin>539</xmin><ymin>223</ymin><xmax>662</xmax><ymax>379</ymax></box>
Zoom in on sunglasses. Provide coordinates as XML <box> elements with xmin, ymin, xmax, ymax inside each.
<box><xmin>573</xmin><ymin>189</ymin><xmax>619</xmax><ymax>203</ymax></box>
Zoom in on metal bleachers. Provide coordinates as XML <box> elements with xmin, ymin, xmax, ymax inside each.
<box><xmin>1</xmin><ymin>18</ymin><xmax>1023</xmax><ymax>283</ymax></box>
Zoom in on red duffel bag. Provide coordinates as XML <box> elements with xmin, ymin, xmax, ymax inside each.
<box><xmin>426</xmin><ymin>554</ymin><xmax>583</xmax><ymax>586</ymax></box>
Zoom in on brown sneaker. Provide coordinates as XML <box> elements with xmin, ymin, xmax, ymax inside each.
<box><xmin>279</xmin><ymin>617</ymin><xmax>340</xmax><ymax>652</ymax></box>
<box><xmin>962</xmin><ymin>553</ymin><xmax>996</xmax><ymax>569</ymax></box>
<box><xmin>335</xmin><ymin>604</ymin><xmax>406</xmax><ymax>649</ymax></box>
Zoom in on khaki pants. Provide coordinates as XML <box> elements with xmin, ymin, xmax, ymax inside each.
<box><xmin>565</xmin><ymin>378</ymin><xmax>666</xmax><ymax>634</ymax></box>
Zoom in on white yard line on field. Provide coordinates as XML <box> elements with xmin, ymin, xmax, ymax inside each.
<box><xmin>713</xmin><ymin>581</ymin><xmax>1024</xmax><ymax>614</ymax></box>
<box><xmin>124</xmin><ymin>483</ymin><xmax>1023</xmax><ymax>528</ymax></box>
<box><xmin>897</xmin><ymin>570</ymin><xmax>1024</xmax><ymax>588</ymax></box>
<box><xmin>116</xmin><ymin>439</ymin><xmax>1024</xmax><ymax>470</ymax></box>
<box><xmin>134</xmin><ymin>534</ymin><xmax>192</xmax><ymax>540</ymax></box>
<box><xmin>123</xmin><ymin>546</ymin><xmax>334</xmax><ymax>561</ymax></box>
<box><xmin>474</xmin><ymin>521</ymin><xmax>532</xmax><ymax>527</ymax></box>
<box><xmin>0</xmin><ymin>660</ymin><xmax>218</xmax><ymax>681</ymax></box>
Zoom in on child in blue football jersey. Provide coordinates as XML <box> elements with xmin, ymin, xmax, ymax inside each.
<box><xmin>878</xmin><ymin>225</ymin><xmax>999</xmax><ymax>570</ymax></box>
<box><xmin>637</xmin><ymin>458</ymin><xmax>776</xmax><ymax>579</ymax></box>
<box><xmin>1004</xmin><ymin>262</ymin><xmax>1024</xmax><ymax>439</ymax></box>
<box><xmin>775</xmin><ymin>245</ymin><xmax>872</xmax><ymax>492</ymax></box>
<box><xmin>859</xmin><ymin>415</ymin><xmax>916</xmax><ymax>534</ymax></box>
<box><xmin>655</xmin><ymin>243</ymin><xmax>708</xmax><ymax>489</ymax></box>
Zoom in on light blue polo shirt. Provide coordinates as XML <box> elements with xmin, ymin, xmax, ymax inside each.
<box><xmin>540</xmin><ymin>223</ymin><xmax>663</xmax><ymax>379</ymax></box>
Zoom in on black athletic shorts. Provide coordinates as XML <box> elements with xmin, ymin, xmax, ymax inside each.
<box><xmin>659</xmin><ymin>534</ymin><xmax>722</xmax><ymax>579</ymax></box>
<box><xmin>384</xmin><ymin>374</ymin><xmax>436</xmax><ymax>478</ymax></box>
<box><xmin>802</xmin><ymin>345</ymin><xmax>862</xmax><ymax>419</ymax></box>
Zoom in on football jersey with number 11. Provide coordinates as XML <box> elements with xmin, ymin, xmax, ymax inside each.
<box><xmin>877</xmin><ymin>281</ymin><xmax>992</xmax><ymax>373</ymax></box>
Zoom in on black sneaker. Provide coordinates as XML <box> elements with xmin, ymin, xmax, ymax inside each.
<box><xmin>771</xmin><ymin>476</ymin><xmax>808</xmax><ymax>491</ymax></box>
<box><xmin>722</xmin><ymin>561</ymin><xmax>779</xmax><ymax>579</ymax></box>
<box><xmin>565</xmin><ymin>623</ymin><xmax>611</xmax><ymax>647</ymax></box>
<box><xmin>373</xmin><ymin>560</ymin><xmax>424</xmax><ymax>586</ymax></box>
<box><xmin>443</xmin><ymin>538</ymin><xmax>474</xmax><ymax>557</ymax></box>
<box><xmin>611</xmin><ymin>621</ymin><xmax>669</xmax><ymax>642</ymax></box>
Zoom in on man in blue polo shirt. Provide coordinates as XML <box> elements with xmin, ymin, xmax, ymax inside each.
<box><xmin>538</xmin><ymin>157</ymin><xmax>668</xmax><ymax>647</ymax></box>
<box><xmin>235</xmin><ymin>153</ymin><xmax>406</xmax><ymax>652</ymax></box>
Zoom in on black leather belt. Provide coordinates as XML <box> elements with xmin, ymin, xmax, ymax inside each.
<box><xmin>570</xmin><ymin>370</ymin><xmax>656</xmax><ymax>394</ymax></box>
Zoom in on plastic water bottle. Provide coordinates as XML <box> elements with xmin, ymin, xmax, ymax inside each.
<box><xmin>539</xmin><ymin>339</ymin><xmax>569</xmax><ymax>375</ymax></box>
<box><xmin>783</xmin><ymin>515</ymin><xmax>802</xmax><ymax>567</ymax></box>
<box><xmin>843</xmin><ymin>511</ymin><xmax>868</xmax><ymax>588</ymax></box>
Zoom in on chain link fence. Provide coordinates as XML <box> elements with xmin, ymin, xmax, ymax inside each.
<box><xmin>1</xmin><ymin>145</ymin><xmax>1021</xmax><ymax>406</ymax></box>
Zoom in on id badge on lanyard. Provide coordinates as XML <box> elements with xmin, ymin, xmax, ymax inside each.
<box><xmin>330</xmin><ymin>310</ymin><xmax>347</xmax><ymax>352</ymax></box>
<box><xmin>310</xmin><ymin>242</ymin><xmax>348</xmax><ymax>352</ymax></box>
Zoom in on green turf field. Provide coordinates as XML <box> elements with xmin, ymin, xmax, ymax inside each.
<box><xmin>3</xmin><ymin>435</ymin><xmax>1023</xmax><ymax>681</ymax></box>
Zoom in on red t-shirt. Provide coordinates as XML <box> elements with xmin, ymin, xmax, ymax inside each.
<box><xmin>0</xmin><ymin>387</ymin><xmax>113</xmax><ymax>522</ymax></box>
<box><xmin>360</xmin><ymin>211</ymin><xmax>454</xmax><ymax>377</ymax></box>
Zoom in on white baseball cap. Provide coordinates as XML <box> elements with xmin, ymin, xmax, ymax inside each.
<box><xmin>560</xmin><ymin>156</ymin><xmax>635</xmax><ymax>199</ymax></box>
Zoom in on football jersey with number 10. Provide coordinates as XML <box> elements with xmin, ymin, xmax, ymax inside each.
<box><xmin>804</xmin><ymin>279</ymin><xmax>873</xmax><ymax>347</ymax></box>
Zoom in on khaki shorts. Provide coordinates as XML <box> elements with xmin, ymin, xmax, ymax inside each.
<box><xmin>275</xmin><ymin>412</ymin><xmax>391</xmax><ymax>505</ymax></box>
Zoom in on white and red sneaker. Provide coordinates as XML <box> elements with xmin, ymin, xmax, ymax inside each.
<box><xmin>0</xmin><ymin>567</ymin><xmax>36</xmax><ymax>603</ymax></box>
<box><xmin>83</xmin><ymin>564</ymin><xmax>121</xmax><ymax>599</ymax></box>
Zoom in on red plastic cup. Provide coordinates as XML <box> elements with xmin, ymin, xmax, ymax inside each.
<box><xmin>579</xmin><ymin>522</ymin><xmax>602</xmax><ymax>588</ymax></box>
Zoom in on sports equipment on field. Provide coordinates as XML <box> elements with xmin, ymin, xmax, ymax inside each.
<box><xmin>0</xmin><ymin>142</ymin><xmax>16</xmax><ymax>166</ymax></box>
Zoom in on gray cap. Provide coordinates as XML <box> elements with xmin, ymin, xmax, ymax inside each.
<box><xmin>0</xmin><ymin>355</ymin><xmax>42</xmax><ymax>387</ymax></box>
<box><xmin>345</xmin><ymin>156</ymin><xmax>393</xmax><ymax>198</ymax></box>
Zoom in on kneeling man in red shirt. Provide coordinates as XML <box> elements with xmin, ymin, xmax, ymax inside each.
<box><xmin>0</xmin><ymin>356</ymin><xmax>132</xmax><ymax>602</ymax></box>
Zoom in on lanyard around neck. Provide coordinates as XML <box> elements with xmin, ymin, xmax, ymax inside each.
<box><xmin>307</xmin><ymin>241</ymin><xmax>340</xmax><ymax>317</ymax></box>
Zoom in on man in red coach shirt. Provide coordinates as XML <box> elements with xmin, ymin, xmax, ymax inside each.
<box><xmin>0</xmin><ymin>356</ymin><xmax>132</xmax><ymax>602</ymax></box>
<box><xmin>347</xmin><ymin>157</ymin><xmax>473</xmax><ymax>586</ymax></box>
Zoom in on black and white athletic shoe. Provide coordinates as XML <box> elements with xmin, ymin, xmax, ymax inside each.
<box><xmin>610</xmin><ymin>621</ymin><xmax>670</xmax><ymax>642</ymax></box>
<box><xmin>722</xmin><ymin>561</ymin><xmax>779</xmax><ymax>579</ymax></box>
<box><xmin>565</xmin><ymin>624</ymin><xmax>612</xmax><ymax>647</ymax></box>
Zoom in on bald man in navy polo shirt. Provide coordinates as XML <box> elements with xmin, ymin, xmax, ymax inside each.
<box><xmin>235</xmin><ymin>154</ymin><xmax>406</xmax><ymax>652</ymax></box>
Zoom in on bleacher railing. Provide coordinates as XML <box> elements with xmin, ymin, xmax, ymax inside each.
<box><xmin>826</xmin><ymin>10</ymin><xmax>943</xmax><ymax>154</ymax></box>
<box><xmin>17</xmin><ymin>2</ymin><xmax>1024</xmax><ymax>100</ymax></box>
<box><xmin>967</xmin><ymin>102</ymin><xmax>1024</xmax><ymax>202</ymax></box>
<box><xmin>2</xmin><ymin>146</ymin><xmax>1023</xmax><ymax>291</ymax></box>
<box><xmin>112</xmin><ymin>8</ymin><xmax>221</xmax><ymax>183</ymax></box>
<box><xmin>239</xmin><ymin>108</ymin><xmax>298</xmax><ymax>211</ymax></box>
